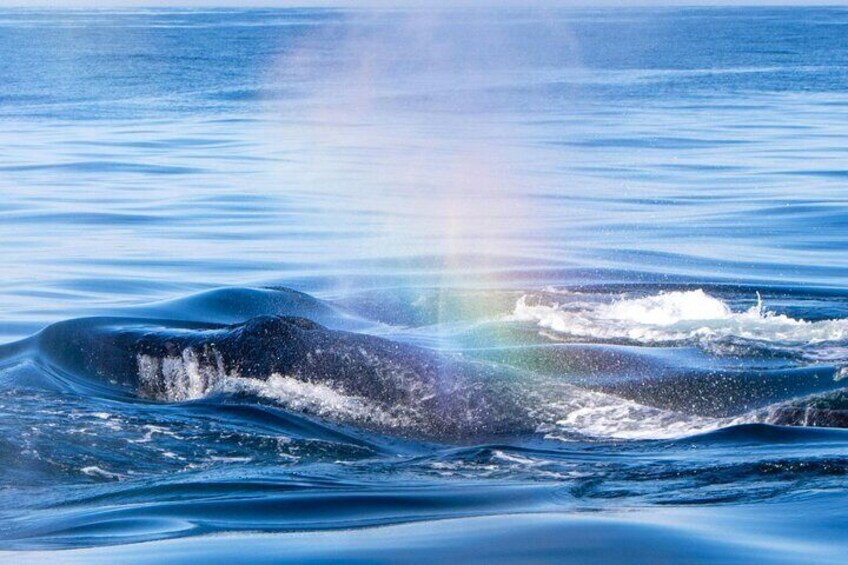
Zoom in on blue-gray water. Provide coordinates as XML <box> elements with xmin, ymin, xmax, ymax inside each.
<box><xmin>2</xmin><ymin>7</ymin><xmax>848</xmax><ymax>563</ymax></box>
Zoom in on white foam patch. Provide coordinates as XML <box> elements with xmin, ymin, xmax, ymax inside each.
<box><xmin>512</xmin><ymin>289</ymin><xmax>848</xmax><ymax>348</ymax></box>
<box><xmin>222</xmin><ymin>374</ymin><xmax>413</xmax><ymax>429</ymax></box>
<box><xmin>80</xmin><ymin>466</ymin><xmax>125</xmax><ymax>480</ymax></box>
<box><xmin>532</xmin><ymin>385</ymin><xmax>729</xmax><ymax>441</ymax></box>
<box><xmin>536</xmin><ymin>384</ymin><xmax>822</xmax><ymax>441</ymax></box>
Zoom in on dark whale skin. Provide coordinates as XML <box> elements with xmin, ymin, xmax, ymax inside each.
<box><xmin>31</xmin><ymin>314</ymin><xmax>848</xmax><ymax>436</ymax></box>
<box><xmin>36</xmin><ymin>315</ymin><xmax>536</xmax><ymax>440</ymax></box>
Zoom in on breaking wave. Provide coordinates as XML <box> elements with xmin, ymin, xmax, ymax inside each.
<box><xmin>3</xmin><ymin>286</ymin><xmax>848</xmax><ymax>446</ymax></box>
<box><xmin>512</xmin><ymin>289</ymin><xmax>848</xmax><ymax>369</ymax></box>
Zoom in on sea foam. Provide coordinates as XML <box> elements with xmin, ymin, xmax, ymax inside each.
<box><xmin>512</xmin><ymin>289</ymin><xmax>848</xmax><ymax>349</ymax></box>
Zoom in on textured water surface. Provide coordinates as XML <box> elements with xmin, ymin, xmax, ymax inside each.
<box><xmin>2</xmin><ymin>7</ymin><xmax>848</xmax><ymax>563</ymax></box>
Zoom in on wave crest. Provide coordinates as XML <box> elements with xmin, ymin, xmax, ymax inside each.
<box><xmin>512</xmin><ymin>289</ymin><xmax>848</xmax><ymax>356</ymax></box>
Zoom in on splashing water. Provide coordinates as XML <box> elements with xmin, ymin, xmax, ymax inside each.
<box><xmin>513</xmin><ymin>289</ymin><xmax>848</xmax><ymax>358</ymax></box>
<box><xmin>3</xmin><ymin>7</ymin><xmax>848</xmax><ymax>564</ymax></box>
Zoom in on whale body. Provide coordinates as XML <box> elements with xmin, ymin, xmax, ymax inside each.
<box><xmin>27</xmin><ymin>301</ymin><xmax>848</xmax><ymax>439</ymax></box>
<box><xmin>36</xmin><ymin>315</ymin><xmax>537</xmax><ymax>440</ymax></box>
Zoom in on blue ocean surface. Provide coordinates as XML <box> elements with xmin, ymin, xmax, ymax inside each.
<box><xmin>1</xmin><ymin>6</ymin><xmax>848</xmax><ymax>563</ymax></box>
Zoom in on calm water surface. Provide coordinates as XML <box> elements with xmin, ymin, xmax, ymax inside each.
<box><xmin>2</xmin><ymin>7</ymin><xmax>848</xmax><ymax>563</ymax></box>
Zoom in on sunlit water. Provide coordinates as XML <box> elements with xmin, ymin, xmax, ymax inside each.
<box><xmin>2</xmin><ymin>7</ymin><xmax>848</xmax><ymax>563</ymax></box>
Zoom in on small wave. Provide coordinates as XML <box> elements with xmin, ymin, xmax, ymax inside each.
<box><xmin>80</xmin><ymin>466</ymin><xmax>126</xmax><ymax>481</ymax></box>
<box><xmin>16</xmin><ymin>287</ymin><xmax>848</xmax><ymax>444</ymax></box>
<box><xmin>512</xmin><ymin>289</ymin><xmax>848</xmax><ymax>360</ymax></box>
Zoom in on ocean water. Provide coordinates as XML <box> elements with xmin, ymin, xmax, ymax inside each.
<box><xmin>2</xmin><ymin>6</ymin><xmax>848</xmax><ymax>563</ymax></box>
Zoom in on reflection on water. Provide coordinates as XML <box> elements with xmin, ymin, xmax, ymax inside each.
<box><xmin>2</xmin><ymin>7</ymin><xmax>848</xmax><ymax>564</ymax></box>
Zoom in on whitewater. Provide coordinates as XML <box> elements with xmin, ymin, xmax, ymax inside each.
<box><xmin>2</xmin><ymin>6</ymin><xmax>848</xmax><ymax>564</ymax></box>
